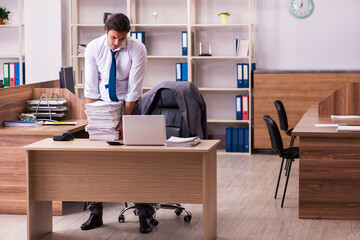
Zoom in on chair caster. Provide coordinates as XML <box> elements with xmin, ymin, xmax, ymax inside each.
<box><xmin>150</xmin><ymin>218</ymin><xmax>159</xmax><ymax>226</ymax></box>
<box><xmin>118</xmin><ymin>214</ymin><xmax>125</xmax><ymax>223</ymax></box>
<box><xmin>133</xmin><ymin>209</ymin><xmax>138</xmax><ymax>216</ymax></box>
<box><xmin>184</xmin><ymin>215</ymin><xmax>192</xmax><ymax>222</ymax></box>
<box><xmin>174</xmin><ymin>209</ymin><xmax>182</xmax><ymax>216</ymax></box>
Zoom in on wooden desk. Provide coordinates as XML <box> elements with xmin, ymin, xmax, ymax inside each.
<box><xmin>24</xmin><ymin>138</ymin><xmax>219</xmax><ymax>240</ymax></box>
<box><xmin>293</xmin><ymin>105</ymin><xmax>360</xmax><ymax>219</ymax></box>
<box><xmin>0</xmin><ymin>82</ymin><xmax>87</xmax><ymax>215</ymax></box>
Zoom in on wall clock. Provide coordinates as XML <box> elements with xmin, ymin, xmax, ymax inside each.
<box><xmin>289</xmin><ymin>0</ymin><xmax>314</xmax><ymax>18</ymax></box>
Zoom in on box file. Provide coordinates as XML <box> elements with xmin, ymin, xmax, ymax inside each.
<box><xmin>238</xmin><ymin>127</ymin><xmax>244</xmax><ymax>152</ymax></box>
<box><xmin>3</xmin><ymin>63</ymin><xmax>9</xmax><ymax>87</ymax></box>
<box><xmin>226</xmin><ymin>127</ymin><xmax>232</xmax><ymax>152</ymax></box>
<box><xmin>236</xmin><ymin>95</ymin><xmax>242</xmax><ymax>120</ymax></box>
<box><xmin>244</xmin><ymin>127</ymin><xmax>249</xmax><ymax>152</ymax></box>
<box><xmin>182</xmin><ymin>31</ymin><xmax>188</xmax><ymax>56</ymax></box>
<box><xmin>242</xmin><ymin>95</ymin><xmax>249</xmax><ymax>120</ymax></box>
<box><xmin>237</xmin><ymin>63</ymin><xmax>243</xmax><ymax>88</ymax></box>
<box><xmin>232</xmin><ymin>127</ymin><xmax>239</xmax><ymax>152</ymax></box>
<box><xmin>176</xmin><ymin>63</ymin><xmax>182</xmax><ymax>81</ymax></box>
<box><xmin>181</xmin><ymin>63</ymin><xmax>188</xmax><ymax>81</ymax></box>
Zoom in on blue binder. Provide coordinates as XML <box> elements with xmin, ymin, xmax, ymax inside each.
<box><xmin>181</xmin><ymin>63</ymin><xmax>188</xmax><ymax>81</ymax></box>
<box><xmin>237</xmin><ymin>63</ymin><xmax>243</xmax><ymax>88</ymax></box>
<box><xmin>176</xmin><ymin>63</ymin><xmax>182</xmax><ymax>81</ymax></box>
<box><xmin>238</xmin><ymin>127</ymin><xmax>244</xmax><ymax>152</ymax></box>
<box><xmin>226</xmin><ymin>127</ymin><xmax>232</xmax><ymax>152</ymax></box>
<box><xmin>243</xmin><ymin>63</ymin><xmax>249</xmax><ymax>88</ymax></box>
<box><xmin>14</xmin><ymin>62</ymin><xmax>20</xmax><ymax>86</ymax></box>
<box><xmin>244</xmin><ymin>127</ymin><xmax>249</xmax><ymax>152</ymax></box>
<box><xmin>236</xmin><ymin>95</ymin><xmax>242</xmax><ymax>120</ymax></box>
<box><xmin>232</xmin><ymin>127</ymin><xmax>239</xmax><ymax>152</ymax></box>
<box><xmin>182</xmin><ymin>31</ymin><xmax>188</xmax><ymax>56</ymax></box>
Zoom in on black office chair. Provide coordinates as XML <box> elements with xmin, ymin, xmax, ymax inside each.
<box><xmin>263</xmin><ymin>115</ymin><xmax>299</xmax><ymax>208</ymax></box>
<box><xmin>118</xmin><ymin>82</ymin><xmax>207</xmax><ymax>225</ymax></box>
<box><xmin>274</xmin><ymin>100</ymin><xmax>296</xmax><ymax>147</ymax></box>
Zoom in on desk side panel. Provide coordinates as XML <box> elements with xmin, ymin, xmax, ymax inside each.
<box><xmin>0</xmin><ymin>135</ymin><xmax>62</xmax><ymax>215</ymax></box>
<box><xmin>299</xmin><ymin>137</ymin><xmax>360</xmax><ymax>220</ymax></box>
<box><xmin>28</xmin><ymin>150</ymin><xmax>204</xmax><ymax>204</ymax></box>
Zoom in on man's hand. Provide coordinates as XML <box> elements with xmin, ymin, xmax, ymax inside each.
<box><xmin>116</xmin><ymin>121</ymin><xmax>123</xmax><ymax>138</ymax></box>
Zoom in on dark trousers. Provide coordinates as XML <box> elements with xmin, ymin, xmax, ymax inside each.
<box><xmin>88</xmin><ymin>100</ymin><xmax>156</xmax><ymax>218</ymax></box>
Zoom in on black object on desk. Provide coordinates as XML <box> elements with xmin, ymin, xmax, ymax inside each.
<box><xmin>53</xmin><ymin>131</ymin><xmax>74</xmax><ymax>141</ymax></box>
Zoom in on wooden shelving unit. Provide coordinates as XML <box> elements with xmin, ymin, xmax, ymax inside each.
<box><xmin>69</xmin><ymin>0</ymin><xmax>254</xmax><ymax>153</ymax></box>
<box><xmin>0</xmin><ymin>0</ymin><xmax>25</xmax><ymax>86</ymax></box>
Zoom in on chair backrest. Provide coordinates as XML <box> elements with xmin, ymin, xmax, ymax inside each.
<box><xmin>274</xmin><ymin>100</ymin><xmax>289</xmax><ymax>131</ymax></box>
<box><xmin>147</xmin><ymin>88</ymin><xmax>192</xmax><ymax>139</ymax></box>
<box><xmin>263</xmin><ymin>115</ymin><xmax>283</xmax><ymax>153</ymax></box>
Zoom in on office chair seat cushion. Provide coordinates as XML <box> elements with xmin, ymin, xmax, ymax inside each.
<box><xmin>166</xmin><ymin>127</ymin><xmax>181</xmax><ymax>137</ymax></box>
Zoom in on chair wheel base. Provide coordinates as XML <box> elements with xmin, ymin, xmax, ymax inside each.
<box><xmin>118</xmin><ymin>214</ymin><xmax>125</xmax><ymax>223</ymax></box>
<box><xmin>184</xmin><ymin>215</ymin><xmax>192</xmax><ymax>222</ymax></box>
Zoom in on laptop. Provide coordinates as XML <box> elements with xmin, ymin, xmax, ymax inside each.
<box><xmin>122</xmin><ymin>115</ymin><xmax>166</xmax><ymax>146</ymax></box>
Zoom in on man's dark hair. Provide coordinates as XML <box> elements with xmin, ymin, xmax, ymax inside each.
<box><xmin>105</xmin><ymin>13</ymin><xmax>131</xmax><ymax>33</ymax></box>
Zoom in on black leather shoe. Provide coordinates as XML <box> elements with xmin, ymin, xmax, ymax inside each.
<box><xmin>81</xmin><ymin>213</ymin><xmax>103</xmax><ymax>230</ymax></box>
<box><xmin>139</xmin><ymin>215</ymin><xmax>152</xmax><ymax>234</ymax></box>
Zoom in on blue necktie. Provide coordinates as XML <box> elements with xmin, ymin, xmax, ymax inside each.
<box><xmin>108</xmin><ymin>49</ymin><xmax>119</xmax><ymax>102</ymax></box>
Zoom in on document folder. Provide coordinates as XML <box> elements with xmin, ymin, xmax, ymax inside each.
<box><xmin>3</xmin><ymin>63</ymin><xmax>9</xmax><ymax>87</ymax></box>
<box><xmin>226</xmin><ymin>127</ymin><xmax>232</xmax><ymax>152</ymax></box>
<box><xmin>242</xmin><ymin>95</ymin><xmax>249</xmax><ymax>120</ymax></box>
<box><xmin>238</xmin><ymin>127</ymin><xmax>244</xmax><ymax>152</ymax></box>
<box><xmin>236</xmin><ymin>95</ymin><xmax>242</xmax><ymax>120</ymax></box>
<box><xmin>237</xmin><ymin>63</ymin><xmax>243</xmax><ymax>88</ymax></box>
<box><xmin>182</xmin><ymin>31</ymin><xmax>188</xmax><ymax>56</ymax></box>
<box><xmin>244</xmin><ymin>127</ymin><xmax>249</xmax><ymax>152</ymax></box>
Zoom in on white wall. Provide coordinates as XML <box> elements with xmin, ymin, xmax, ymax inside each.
<box><xmin>255</xmin><ymin>0</ymin><xmax>360</xmax><ymax>70</ymax></box>
<box><xmin>24</xmin><ymin>0</ymin><xmax>62</xmax><ymax>83</ymax></box>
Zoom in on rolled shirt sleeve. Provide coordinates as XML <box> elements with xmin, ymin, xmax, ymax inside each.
<box><xmin>84</xmin><ymin>42</ymin><xmax>101</xmax><ymax>100</ymax></box>
<box><xmin>125</xmin><ymin>42</ymin><xmax>147</xmax><ymax>102</ymax></box>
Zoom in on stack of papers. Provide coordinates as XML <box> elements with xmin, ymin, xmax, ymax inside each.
<box><xmin>337</xmin><ymin>124</ymin><xmax>360</xmax><ymax>132</ymax></box>
<box><xmin>165</xmin><ymin>136</ymin><xmax>201</xmax><ymax>147</ymax></box>
<box><xmin>331</xmin><ymin>115</ymin><xmax>360</xmax><ymax>119</ymax></box>
<box><xmin>85</xmin><ymin>101</ymin><xmax>124</xmax><ymax>141</ymax></box>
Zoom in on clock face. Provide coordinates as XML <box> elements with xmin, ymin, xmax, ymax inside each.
<box><xmin>290</xmin><ymin>0</ymin><xmax>314</xmax><ymax>18</ymax></box>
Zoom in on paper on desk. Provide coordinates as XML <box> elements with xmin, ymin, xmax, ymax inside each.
<box><xmin>314</xmin><ymin>124</ymin><xmax>338</xmax><ymax>127</ymax></box>
<box><xmin>331</xmin><ymin>115</ymin><xmax>360</xmax><ymax>119</ymax></box>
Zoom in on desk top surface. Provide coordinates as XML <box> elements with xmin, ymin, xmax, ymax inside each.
<box><xmin>23</xmin><ymin>138</ymin><xmax>220</xmax><ymax>153</ymax></box>
<box><xmin>0</xmin><ymin>119</ymin><xmax>88</xmax><ymax>135</ymax></box>
<box><xmin>293</xmin><ymin>105</ymin><xmax>360</xmax><ymax>137</ymax></box>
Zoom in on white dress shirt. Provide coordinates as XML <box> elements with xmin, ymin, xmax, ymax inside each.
<box><xmin>84</xmin><ymin>34</ymin><xmax>147</xmax><ymax>102</ymax></box>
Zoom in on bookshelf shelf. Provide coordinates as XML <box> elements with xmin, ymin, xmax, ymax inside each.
<box><xmin>199</xmin><ymin>87</ymin><xmax>249</xmax><ymax>92</ymax></box>
<box><xmin>192</xmin><ymin>56</ymin><xmax>250</xmax><ymax>60</ymax></box>
<box><xmin>69</xmin><ymin>0</ymin><xmax>254</xmax><ymax>152</ymax></box>
<box><xmin>207</xmin><ymin>118</ymin><xmax>250</xmax><ymax>123</ymax></box>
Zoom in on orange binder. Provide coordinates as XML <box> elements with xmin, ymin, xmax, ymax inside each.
<box><xmin>9</xmin><ymin>62</ymin><xmax>15</xmax><ymax>87</ymax></box>
<box><xmin>242</xmin><ymin>95</ymin><xmax>249</xmax><ymax>120</ymax></box>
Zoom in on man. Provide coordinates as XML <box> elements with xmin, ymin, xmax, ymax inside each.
<box><xmin>82</xmin><ymin>13</ymin><xmax>155</xmax><ymax>234</ymax></box>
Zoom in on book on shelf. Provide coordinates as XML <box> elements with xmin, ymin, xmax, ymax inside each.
<box><xmin>238</xmin><ymin>39</ymin><xmax>249</xmax><ymax>57</ymax></box>
<box><xmin>3</xmin><ymin>120</ymin><xmax>43</xmax><ymax>127</ymax></box>
<box><xmin>337</xmin><ymin>124</ymin><xmax>360</xmax><ymax>132</ymax></box>
<box><xmin>165</xmin><ymin>136</ymin><xmax>201</xmax><ymax>147</ymax></box>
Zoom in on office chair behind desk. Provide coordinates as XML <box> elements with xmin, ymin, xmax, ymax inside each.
<box><xmin>118</xmin><ymin>87</ymin><xmax>202</xmax><ymax>225</ymax></box>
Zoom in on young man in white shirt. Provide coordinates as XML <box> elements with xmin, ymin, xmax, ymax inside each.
<box><xmin>82</xmin><ymin>13</ymin><xmax>155</xmax><ymax>234</ymax></box>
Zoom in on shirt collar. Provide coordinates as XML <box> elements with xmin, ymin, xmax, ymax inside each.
<box><xmin>103</xmin><ymin>34</ymin><xmax>128</xmax><ymax>51</ymax></box>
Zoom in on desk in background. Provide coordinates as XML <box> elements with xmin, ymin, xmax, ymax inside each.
<box><xmin>293</xmin><ymin>82</ymin><xmax>360</xmax><ymax>220</ymax></box>
<box><xmin>24</xmin><ymin>138</ymin><xmax>219</xmax><ymax>240</ymax></box>
<box><xmin>0</xmin><ymin>81</ymin><xmax>87</xmax><ymax>215</ymax></box>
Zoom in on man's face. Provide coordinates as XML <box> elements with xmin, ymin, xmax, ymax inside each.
<box><xmin>106</xmin><ymin>28</ymin><xmax>128</xmax><ymax>50</ymax></box>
